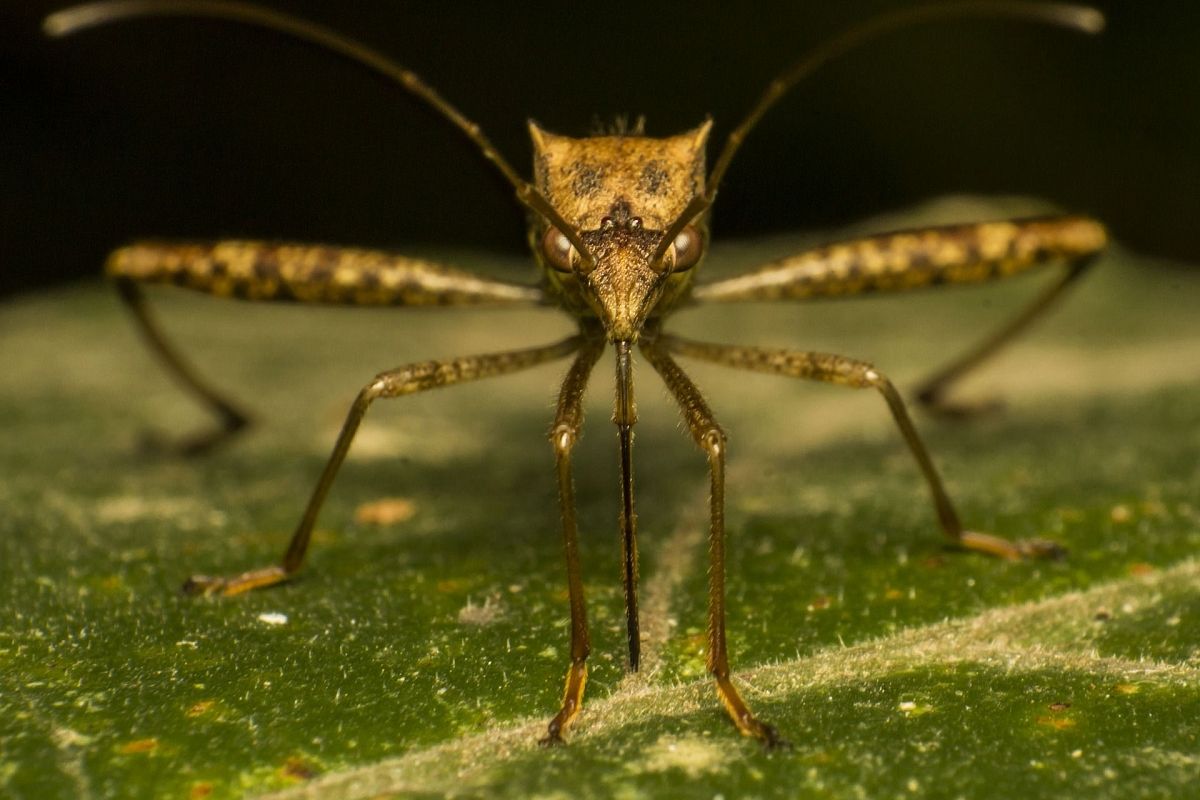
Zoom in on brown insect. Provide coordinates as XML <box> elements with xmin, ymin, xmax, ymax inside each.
<box><xmin>45</xmin><ymin>1</ymin><xmax>1108</xmax><ymax>747</ymax></box>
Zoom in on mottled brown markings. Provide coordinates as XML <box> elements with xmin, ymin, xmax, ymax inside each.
<box><xmin>529</xmin><ymin>120</ymin><xmax>711</xmax><ymax>232</ymax></box>
<box><xmin>663</xmin><ymin>336</ymin><xmax>876</xmax><ymax>388</ymax></box>
<box><xmin>638</xmin><ymin>161</ymin><xmax>668</xmax><ymax>195</ymax></box>
<box><xmin>527</xmin><ymin>122</ymin><xmax>714</xmax><ymax>337</ymax></box>
<box><xmin>99</xmin><ymin>153</ymin><xmax>1107</xmax><ymax>753</ymax></box>
<box><xmin>65</xmin><ymin>0</ymin><xmax>1110</xmax><ymax>753</ymax></box>
<box><xmin>569</xmin><ymin>163</ymin><xmax>604</xmax><ymax>198</ymax></box>
<box><xmin>106</xmin><ymin>242</ymin><xmax>543</xmax><ymax>307</ymax></box>
<box><xmin>692</xmin><ymin>216</ymin><xmax>1107</xmax><ymax>304</ymax></box>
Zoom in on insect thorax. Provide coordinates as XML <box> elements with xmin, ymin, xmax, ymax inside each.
<box><xmin>529</xmin><ymin>120</ymin><xmax>710</xmax><ymax>232</ymax></box>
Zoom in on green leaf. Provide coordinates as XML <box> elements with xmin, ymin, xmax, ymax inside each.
<box><xmin>3</xmin><ymin>204</ymin><xmax>1199</xmax><ymax>798</ymax></box>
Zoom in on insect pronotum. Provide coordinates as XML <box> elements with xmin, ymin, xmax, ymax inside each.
<box><xmin>45</xmin><ymin>1</ymin><xmax>1108</xmax><ymax>747</ymax></box>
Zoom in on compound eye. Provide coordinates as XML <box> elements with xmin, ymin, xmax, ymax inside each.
<box><xmin>670</xmin><ymin>225</ymin><xmax>703</xmax><ymax>271</ymax></box>
<box><xmin>541</xmin><ymin>227</ymin><xmax>576</xmax><ymax>272</ymax></box>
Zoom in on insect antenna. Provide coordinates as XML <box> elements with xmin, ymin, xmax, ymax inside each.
<box><xmin>43</xmin><ymin>0</ymin><xmax>594</xmax><ymax>266</ymax></box>
<box><xmin>653</xmin><ymin>1</ymin><xmax>1105</xmax><ymax>267</ymax></box>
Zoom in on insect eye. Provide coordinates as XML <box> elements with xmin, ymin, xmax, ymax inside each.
<box><xmin>541</xmin><ymin>227</ymin><xmax>576</xmax><ymax>272</ymax></box>
<box><xmin>669</xmin><ymin>225</ymin><xmax>703</xmax><ymax>271</ymax></box>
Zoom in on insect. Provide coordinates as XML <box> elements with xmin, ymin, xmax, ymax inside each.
<box><xmin>46</xmin><ymin>1</ymin><xmax>1107</xmax><ymax>748</ymax></box>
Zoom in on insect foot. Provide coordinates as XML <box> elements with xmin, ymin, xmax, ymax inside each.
<box><xmin>181</xmin><ymin>565</ymin><xmax>292</xmax><ymax>597</ymax></box>
<box><xmin>960</xmin><ymin>531</ymin><xmax>1067</xmax><ymax>562</ymax></box>
<box><xmin>915</xmin><ymin>392</ymin><xmax>1006</xmax><ymax>421</ymax></box>
<box><xmin>743</xmin><ymin>716</ymin><xmax>790</xmax><ymax>751</ymax></box>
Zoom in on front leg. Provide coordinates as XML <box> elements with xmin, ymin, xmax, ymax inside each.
<box><xmin>660</xmin><ymin>334</ymin><xmax>1064</xmax><ymax>561</ymax></box>
<box><xmin>691</xmin><ymin>215</ymin><xmax>1107</xmax><ymax>415</ymax></box>
<box><xmin>641</xmin><ymin>338</ymin><xmax>786</xmax><ymax>748</ymax></box>
<box><xmin>540</xmin><ymin>336</ymin><xmax>606</xmax><ymax>746</ymax></box>
<box><xmin>184</xmin><ymin>336</ymin><xmax>580</xmax><ymax>596</ymax></box>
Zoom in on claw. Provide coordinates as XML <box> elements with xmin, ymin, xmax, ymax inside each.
<box><xmin>537</xmin><ymin>731</ymin><xmax>566</xmax><ymax>748</ymax></box>
<box><xmin>756</xmin><ymin>722</ymin><xmax>791</xmax><ymax>752</ymax></box>
<box><xmin>1017</xmin><ymin>538</ymin><xmax>1068</xmax><ymax>561</ymax></box>
<box><xmin>181</xmin><ymin>574</ymin><xmax>228</xmax><ymax>596</ymax></box>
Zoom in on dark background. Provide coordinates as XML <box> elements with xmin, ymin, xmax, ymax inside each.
<box><xmin>2</xmin><ymin>1</ymin><xmax>1197</xmax><ymax>298</ymax></box>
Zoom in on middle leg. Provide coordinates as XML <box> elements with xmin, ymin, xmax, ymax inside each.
<box><xmin>659</xmin><ymin>333</ymin><xmax>1063</xmax><ymax>561</ymax></box>
<box><xmin>184</xmin><ymin>336</ymin><xmax>582</xmax><ymax>596</ymax></box>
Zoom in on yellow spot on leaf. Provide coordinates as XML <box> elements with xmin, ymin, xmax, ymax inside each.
<box><xmin>1036</xmin><ymin>716</ymin><xmax>1076</xmax><ymax>731</ymax></box>
<box><xmin>1129</xmin><ymin>562</ymin><xmax>1156</xmax><ymax>577</ymax></box>
<box><xmin>186</xmin><ymin>700</ymin><xmax>215</xmax><ymax>718</ymax></box>
<box><xmin>1110</xmin><ymin>504</ymin><xmax>1132</xmax><ymax>523</ymax></box>
<box><xmin>189</xmin><ymin>783</ymin><xmax>214</xmax><ymax>799</ymax></box>
<box><xmin>354</xmin><ymin>497</ymin><xmax>418</xmax><ymax>526</ymax></box>
<box><xmin>807</xmin><ymin>595</ymin><xmax>833</xmax><ymax>611</ymax></box>
<box><xmin>119</xmin><ymin>738</ymin><xmax>158</xmax><ymax>755</ymax></box>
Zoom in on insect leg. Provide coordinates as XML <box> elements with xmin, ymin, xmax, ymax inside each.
<box><xmin>109</xmin><ymin>241</ymin><xmax>545</xmax><ymax>454</ymax></box>
<box><xmin>540</xmin><ymin>334</ymin><xmax>606</xmax><ymax>747</ymax></box>
<box><xmin>183</xmin><ymin>336</ymin><xmax>581</xmax><ymax>597</ymax></box>
<box><xmin>641</xmin><ymin>338</ymin><xmax>786</xmax><ymax>749</ymax></box>
<box><xmin>690</xmin><ymin>216</ymin><xmax>1106</xmax><ymax>415</ymax></box>
<box><xmin>114</xmin><ymin>277</ymin><xmax>251</xmax><ymax>455</ymax></box>
<box><xmin>659</xmin><ymin>334</ymin><xmax>1064</xmax><ymax>561</ymax></box>
<box><xmin>912</xmin><ymin>254</ymin><xmax>1099</xmax><ymax>416</ymax></box>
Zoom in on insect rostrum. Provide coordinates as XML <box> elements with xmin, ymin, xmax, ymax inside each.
<box><xmin>45</xmin><ymin>1</ymin><xmax>1108</xmax><ymax>748</ymax></box>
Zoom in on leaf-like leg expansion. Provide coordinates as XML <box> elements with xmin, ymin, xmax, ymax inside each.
<box><xmin>540</xmin><ymin>334</ymin><xmax>606</xmax><ymax>746</ymax></box>
<box><xmin>108</xmin><ymin>240</ymin><xmax>546</xmax><ymax>306</ymax></box>
<box><xmin>114</xmin><ymin>277</ymin><xmax>251</xmax><ymax>455</ymax></box>
<box><xmin>109</xmin><ymin>241</ymin><xmax>546</xmax><ymax>455</ymax></box>
<box><xmin>641</xmin><ymin>338</ymin><xmax>786</xmax><ymax>749</ymax></box>
<box><xmin>660</xmin><ymin>334</ymin><xmax>1065</xmax><ymax>562</ymax></box>
<box><xmin>690</xmin><ymin>216</ymin><xmax>1107</xmax><ymax>415</ymax></box>
<box><xmin>184</xmin><ymin>336</ymin><xmax>581</xmax><ymax>597</ymax></box>
<box><xmin>691</xmin><ymin>216</ymin><xmax>1105</xmax><ymax>304</ymax></box>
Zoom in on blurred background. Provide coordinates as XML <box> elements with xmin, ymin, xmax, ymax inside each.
<box><xmin>2</xmin><ymin>0</ymin><xmax>1197</xmax><ymax>298</ymax></box>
